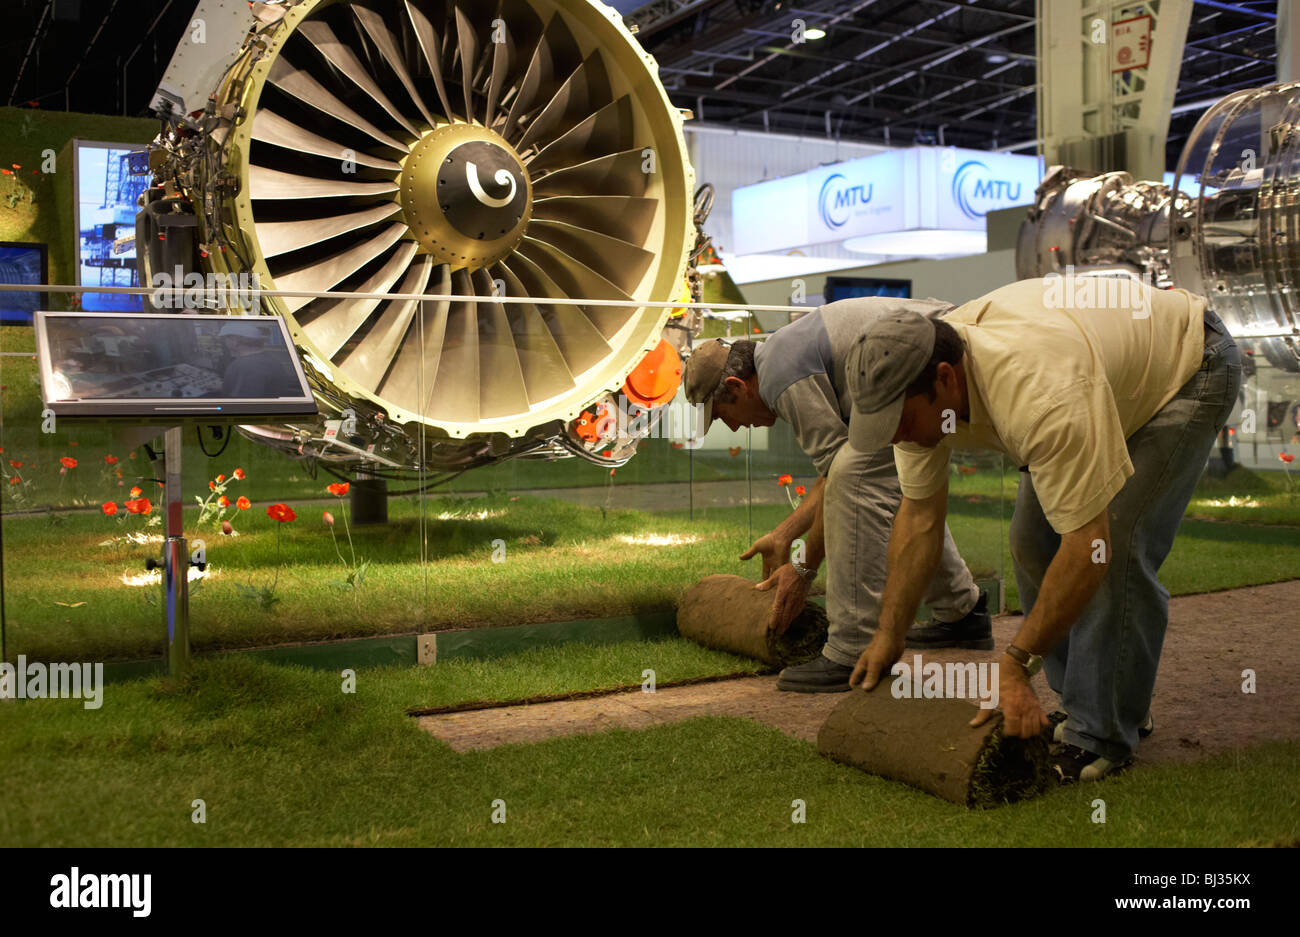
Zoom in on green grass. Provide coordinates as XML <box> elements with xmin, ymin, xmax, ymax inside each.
<box><xmin>4</xmin><ymin>481</ymin><xmax>1298</xmax><ymax>660</ymax></box>
<box><xmin>1</xmin><ymin>650</ymin><xmax>1294</xmax><ymax>847</ymax></box>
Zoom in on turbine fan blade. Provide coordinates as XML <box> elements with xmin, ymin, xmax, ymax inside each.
<box><xmin>515</xmin><ymin>52</ymin><xmax>609</xmax><ymax>157</ymax></box>
<box><xmin>526</xmin><ymin>220</ymin><xmax>656</xmax><ymax>295</ymax></box>
<box><xmin>470</xmin><ymin>268</ymin><xmax>529</xmax><ymax>419</ymax></box>
<box><xmin>502</xmin><ymin>14</ymin><xmax>581</xmax><ymax>145</ymax></box>
<box><xmin>425</xmin><ymin>268</ymin><xmax>481</xmax><ymax>422</ymax></box>
<box><xmin>300</xmin><ymin>240</ymin><xmax>420</xmax><ymax>359</ymax></box>
<box><xmin>249</xmin><ymin>165</ymin><xmax>400</xmax><ymax>200</ymax></box>
<box><xmin>295</xmin><ymin>19</ymin><xmax>422</xmax><ymax>139</ymax></box>
<box><xmin>503</xmin><ymin>250</ymin><xmax>612</xmax><ymax>375</ymax></box>
<box><xmin>377</xmin><ymin>264</ymin><xmax>452</xmax><ymax>414</ymax></box>
<box><xmin>517</xmin><ymin>238</ymin><xmax>637</xmax><ymax>341</ymax></box>
<box><xmin>527</xmin><ymin>95</ymin><xmax>634</xmax><ymax>174</ymax></box>
<box><xmin>404</xmin><ymin>0</ymin><xmax>460</xmax><ymax>123</ymax></box>
<box><xmin>493</xmin><ymin>261</ymin><xmax>576</xmax><ymax>402</ymax></box>
<box><xmin>452</xmin><ymin>4</ymin><xmax>480</xmax><ymax>125</ymax></box>
<box><xmin>252</xmin><ymin>109</ymin><xmax>403</xmax><ymax>170</ymax></box>
<box><xmin>531</xmin><ymin>195</ymin><xmax>657</xmax><ymax>245</ymax></box>
<box><xmin>351</xmin><ymin>2</ymin><xmax>438</xmax><ymax>129</ymax></box>
<box><xmin>267</xmin><ymin>55</ymin><xmax>408</xmax><ymax>152</ymax></box>
<box><xmin>256</xmin><ymin>203</ymin><xmax>403</xmax><ymax>258</ymax></box>
<box><xmin>531</xmin><ymin>148</ymin><xmax>651</xmax><ymax>197</ymax></box>
<box><xmin>340</xmin><ymin>256</ymin><xmax>435</xmax><ymax>394</ymax></box>
<box><xmin>273</xmin><ymin>223</ymin><xmax>408</xmax><ymax>313</ymax></box>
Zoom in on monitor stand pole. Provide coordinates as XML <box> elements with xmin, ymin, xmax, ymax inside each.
<box><xmin>147</xmin><ymin>427</ymin><xmax>199</xmax><ymax>677</ymax></box>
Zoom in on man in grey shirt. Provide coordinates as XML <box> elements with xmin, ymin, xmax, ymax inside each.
<box><xmin>684</xmin><ymin>297</ymin><xmax>990</xmax><ymax>692</ymax></box>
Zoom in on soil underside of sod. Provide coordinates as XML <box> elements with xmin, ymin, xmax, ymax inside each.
<box><xmin>417</xmin><ymin>580</ymin><xmax>1300</xmax><ymax>772</ymax></box>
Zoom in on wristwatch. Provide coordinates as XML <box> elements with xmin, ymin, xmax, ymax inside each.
<box><xmin>1005</xmin><ymin>644</ymin><xmax>1043</xmax><ymax>677</ymax></box>
<box><xmin>791</xmin><ymin>562</ymin><xmax>818</xmax><ymax>583</ymax></box>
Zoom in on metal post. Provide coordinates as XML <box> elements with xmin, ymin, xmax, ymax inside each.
<box><xmin>158</xmin><ymin>427</ymin><xmax>190</xmax><ymax>675</ymax></box>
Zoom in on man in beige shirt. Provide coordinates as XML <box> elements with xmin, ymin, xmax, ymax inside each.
<box><xmin>846</xmin><ymin>276</ymin><xmax>1240</xmax><ymax>782</ymax></box>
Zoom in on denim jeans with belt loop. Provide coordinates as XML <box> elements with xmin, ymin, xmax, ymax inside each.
<box><xmin>1008</xmin><ymin>309</ymin><xmax>1242</xmax><ymax>761</ymax></box>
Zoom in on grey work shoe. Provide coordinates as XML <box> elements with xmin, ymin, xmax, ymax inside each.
<box><xmin>903</xmin><ymin>589</ymin><xmax>993</xmax><ymax>650</ymax></box>
<box><xmin>1052</xmin><ymin>744</ymin><xmax>1134</xmax><ymax>783</ymax></box>
<box><xmin>1048</xmin><ymin>710</ymin><xmax>1154</xmax><ymax>745</ymax></box>
<box><xmin>776</xmin><ymin>655</ymin><xmax>854</xmax><ymax>693</ymax></box>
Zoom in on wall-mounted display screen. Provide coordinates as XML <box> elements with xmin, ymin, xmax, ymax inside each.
<box><xmin>73</xmin><ymin>140</ymin><xmax>151</xmax><ymax>312</ymax></box>
<box><xmin>824</xmin><ymin>276</ymin><xmax>912</xmax><ymax>302</ymax></box>
<box><xmin>34</xmin><ymin>312</ymin><xmax>318</xmax><ymax>422</ymax></box>
<box><xmin>0</xmin><ymin>241</ymin><xmax>48</xmax><ymax>324</ymax></box>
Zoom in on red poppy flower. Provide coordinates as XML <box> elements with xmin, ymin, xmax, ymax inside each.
<box><xmin>236</xmin><ymin>496</ymin><xmax>251</xmax><ymax>510</ymax></box>
<box><xmin>1282</xmin><ymin>453</ymin><xmax>1296</xmax><ymax>464</ymax></box>
<box><xmin>102</xmin><ymin>502</ymin><xmax>118</xmax><ymax>516</ymax></box>
<box><xmin>216</xmin><ymin>474</ymin><xmax>226</xmax><ymax>483</ymax></box>
<box><xmin>8</xmin><ymin>460</ymin><xmax>20</xmax><ymax>469</ymax></box>
<box><xmin>125</xmin><ymin>498</ymin><xmax>152</xmax><ymax>515</ymax></box>
<box><xmin>68</xmin><ymin>441</ymin><xmax>78</xmax><ymax>447</ymax></box>
<box><xmin>671</xmin><ymin>442</ymin><xmax>684</xmax><ymax>449</ymax></box>
<box><xmin>327</xmin><ymin>482</ymin><xmax>350</xmax><ymax>497</ymax></box>
<box><xmin>129</xmin><ymin>486</ymin><xmax>143</xmax><ymax>498</ymax></box>
<box><xmin>8</xmin><ymin>477</ymin><xmax>19</xmax><ymax>485</ymax></box>
<box><xmin>795</xmin><ymin>485</ymin><xmax>806</xmax><ymax>496</ymax></box>
<box><xmin>267</xmin><ymin>503</ymin><xmax>296</xmax><ymax>523</ymax></box>
<box><xmin>218</xmin><ymin>495</ymin><xmax>230</xmax><ymax>507</ymax></box>
<box><xmin>323</xmin><ymin>511</ymin><xmax>335</xmax><ymax>526</ymax></box>
<box><xmin>104</xmin><ymin>455</ymin><xmax>118</xmax><ymax>464</ymax></box>
<box><xmin>59</xmin><ymin>456</ymin><xmax>77</xmax><ymax>469</ymax></box>
<box><xmin>208</xmin><ymin>480</ymin><xmax>215</xmax><ymax>491</ymax></box>
<box><xmin>115</xmin><ymin>469</ymin><xmax>123</xmax><ymax>478</ymax></box>
<box><xmin>778</xmin><ymin>474</ymin><xmax>793</xmax><ymax>486</ymax></box>
<box><xmin>233</xmin><ymin>468</ymin><xmax>246</xmax><ymax>480</ymax></box>
<box><xmin>128</xmin><ymin>452</ymin><xmax>136</xmax><ymax>459</ymax></box>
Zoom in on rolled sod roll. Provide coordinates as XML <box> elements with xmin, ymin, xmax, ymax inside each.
<box><xmin>817</xmin><ymin>685</ymin><xmax>1052</xmax><ymax>808</ymax></box>
<box><xmin>676</xmin><ymin>574</ymin><xmax>828</xmax><ymax>667</ymax></box>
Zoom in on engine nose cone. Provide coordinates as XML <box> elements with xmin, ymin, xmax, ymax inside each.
<box><xmin>400</xmin><ymin>124</ymin><xmax>531</xmax><ymax>271</ymax></box>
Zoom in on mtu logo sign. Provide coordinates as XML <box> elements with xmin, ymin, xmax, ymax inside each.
<box><xmin>952</xmin><ymin>160</ymin><xmax>1023</xmax><ymax>220</ymax></box>
<box><xmin>818</xmin><ymin>173</ymin><xmax>872</xmax><ymax>230</ymax></box>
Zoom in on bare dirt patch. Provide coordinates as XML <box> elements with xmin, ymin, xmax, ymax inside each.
<box><xmin>419</xmin><ymin>580</ymin><xmax>1300</xmax><ymax>762</ymax></box>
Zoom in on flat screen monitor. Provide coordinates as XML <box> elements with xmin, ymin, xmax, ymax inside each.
<box><xmin>823</xmin><ymin>276</ymin><xmax>912</xmax><ymax>302</ymax></box>
<box><xmin>34</xmin><ymin>312</ymin><xmax>318</xmax><ymax>422</ymax></box>
<box><xmin>72</xmin><ymin>140</ymin><xmax>152</xmax><ymax>312</ymax></box>
<box><xmin>0</xmin><ymin>241</ymin><xmax>48</xmax><ymax>324</ymax></box>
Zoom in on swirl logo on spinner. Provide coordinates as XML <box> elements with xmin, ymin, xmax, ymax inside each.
<box><xmin>818</xmin><ymin>173</ymin><xmax>850</xmax><ymax>230</ymax></box>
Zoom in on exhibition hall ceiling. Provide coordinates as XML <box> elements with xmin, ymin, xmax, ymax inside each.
<box><xmin>0</xmin><ymin>0</ymin><xmax>1281</xmax><ymax>163</ymax></box>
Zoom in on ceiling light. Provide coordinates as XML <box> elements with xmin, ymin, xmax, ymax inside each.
<box><xmin>805</xmin><ymin>27</ymin><xmax>826</xmax><ymax>40</ymax></box>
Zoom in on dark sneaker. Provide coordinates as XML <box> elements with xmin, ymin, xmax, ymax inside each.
<box><xmin>776</xmin><ymin>655</ymin><xmax>854</xmax><ymax>693</ymax></box>
<box><xmin>1052</xmin><ymin>743</ymin><xmax>1133</xmax><ymax>783</ymax></box>
<box><xmin>904</xmin><ymin>589</ymin><xmax>993</xmax><ymax>650</ymax></box>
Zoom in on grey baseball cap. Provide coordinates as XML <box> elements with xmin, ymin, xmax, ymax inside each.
<box><xmin>845</xmin><ymin>310</ymin><xmax>936</xmax><ymax>453</ymax></box>
<box><xmin>682</xmin><ymin>339</ymin><xmax>731</xmax><ymax>426</ymax></box>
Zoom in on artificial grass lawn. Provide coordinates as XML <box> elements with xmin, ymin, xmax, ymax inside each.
<box><xmin>1</xmin><ymin>647</ymin><xmax>1295</xmax><ymax>847</ymax></box>
<box><xmin>4</xmin><ymin>481</ymin><xmax>1298</xmax><ymax>661</ymax></box>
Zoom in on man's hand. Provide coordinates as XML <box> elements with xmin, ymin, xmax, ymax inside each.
<box><xmin>850</xmin><ymin>630</ymin><xmax>906</xmax><ymax>690</ymax></box>
<box><xmin>755</xmin><ymin>563</ymin><xmax>809</xmax><ymax>634</ymax></box>
<box><xmin>970</xmin><ymin>656</ymin><xmax>1050</xmax><ymax>738</ymax></box>
<box><xmin>740</xmin><ymin>531</ymin><xmax>793</xmax><ymax>580</ymax></box>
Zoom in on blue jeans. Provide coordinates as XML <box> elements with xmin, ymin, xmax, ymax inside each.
<box><xmin>1009</xmin><ymin>310</ymin><xmax>1241</xmax><ymax>761</ymax></box>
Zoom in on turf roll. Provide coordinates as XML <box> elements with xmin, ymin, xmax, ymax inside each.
<box><xmin>817</xmin><ymin>685</ymin><xmax>1052</xmax><ymax>808</ymax></box>
<box><xmin>676</xmin><ymin>574</ymin><xmax>827</xmax><ymax>667</ymax></box>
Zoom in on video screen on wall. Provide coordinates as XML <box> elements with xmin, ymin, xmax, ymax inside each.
<box><xmin>74</xmin><ymin>140</ymin><xmax>151</xmax><ymax>312</ymax></box>
<box><xmin>0</xmin><ymin>241</ymin><xmax>48</xmax><ymax>324</ymax></box>
<box><xmin>824</xmin><ymin>276</ymin><xmax>912</xmax><ymax>302</ymax></box>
